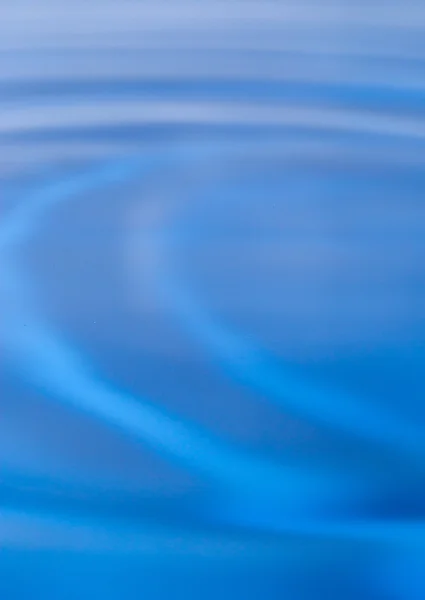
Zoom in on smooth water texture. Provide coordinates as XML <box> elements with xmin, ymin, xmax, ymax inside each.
<box><xmin>1</xmin><ymin>2</ymin><xmax>425</xmax><ymax>599</ymax></box>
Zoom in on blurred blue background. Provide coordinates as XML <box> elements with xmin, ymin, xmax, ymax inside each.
<box><xmin>1</xmin><ymin>1</ymin><xmax>425</xmax><ymax>598</ymax></box>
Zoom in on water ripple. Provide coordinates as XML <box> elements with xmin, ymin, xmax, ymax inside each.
<box><xmin>1</xmin><ymin>2</ymin><xmax>425</xmax><ymax>599</ymax></box>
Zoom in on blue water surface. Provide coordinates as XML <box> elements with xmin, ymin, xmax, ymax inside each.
<box><xmin>1</xmin><ymin>2</ymin><xmax>425</xmax><ymax>599</ymax></box>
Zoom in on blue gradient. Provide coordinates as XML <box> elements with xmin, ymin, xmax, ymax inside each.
<box><xmin>1</xmin><ymin>2</ymin><xmax>425</xmax><ymax>599</ymax></box>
